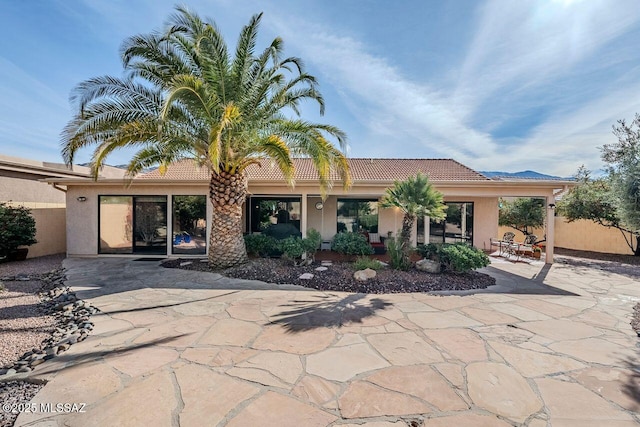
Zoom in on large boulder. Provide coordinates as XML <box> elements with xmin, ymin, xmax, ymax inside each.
<box><xmin>354</xmin><ymin>268</ymin><xmax>377</xmax><ymax>281</ymax></box>
<box><xmin>416</xmin><ymin>259</ymin><xmax>441</xmax><ymax>273</ymax></box>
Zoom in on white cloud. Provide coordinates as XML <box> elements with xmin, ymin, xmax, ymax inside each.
<box><xmin>455</xmin><ymin>0</ymin><xmax>640</xmax><ymax>118</ymax></box>
<box><xmin>266</xmin><ymin>2</ymin><xmax>640</xmax><ymax>176</ymax></box>
<box><xmin>268</xmin><ymin>19</ymin><xmax>500</xmax><ymax>163</ymax></box>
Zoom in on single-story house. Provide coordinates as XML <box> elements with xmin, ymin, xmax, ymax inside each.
<box><xmin>46</xmin><ymin>158</ymin><xmax>573</xmax><ymax>263</ymax></box>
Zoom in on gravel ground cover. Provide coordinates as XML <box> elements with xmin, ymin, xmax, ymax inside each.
<box><xmin>0</xmin><ymin>255</ymin><xmax>63</xmax><ymax>427</ymax></box>
<box><xmin>0</xmin><ymin>255</ymin><xmax>64</xmax><ymax>368</ymax></box>
<box><xmin>163</xmin><ymin>257</ymin><xmax>496</xmax><ymax>293</ymax></box>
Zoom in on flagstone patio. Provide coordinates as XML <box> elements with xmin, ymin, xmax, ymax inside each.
<box><xmin>12</xmin><ymin>256</ymin><xmax>640</xmax><ymax>426</ymax></box>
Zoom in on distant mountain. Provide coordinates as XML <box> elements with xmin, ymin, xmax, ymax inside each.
<box><xmin>480</xmin><ymin>170</ymin><xmax>568</xmax><ymax>180</ymax></box>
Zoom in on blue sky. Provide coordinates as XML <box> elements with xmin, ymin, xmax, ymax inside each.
<box><xmin>1</xmin><ymin>0</ymin><xmax>640</xmax><ymax>176</ymax></box>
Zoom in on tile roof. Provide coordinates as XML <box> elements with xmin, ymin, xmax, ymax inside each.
<box><xmin>138</xmin><ymin>158</ymin><xmax>489</xmax><ymax>182</ymax></box>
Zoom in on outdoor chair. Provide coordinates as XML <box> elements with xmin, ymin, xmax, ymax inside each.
<box><xmin>512</xmin><ymin>234</ymin><xmax>537</xmax><ymax>261</ymax></box>
<box><xmin>490</xmin><ymin>232</ymin><xmax>515</xmax><ymax>256</ymax></box>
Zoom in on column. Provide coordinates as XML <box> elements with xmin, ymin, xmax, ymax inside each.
<box><xmin>301</xmin><ymin>193</ymin><xmax>307</xmax><ymax>238</ymax></box>
<box><xmin>545</xmin><ymin>195</ymin><xmax>555</xmax><ymax>264</ymax></box>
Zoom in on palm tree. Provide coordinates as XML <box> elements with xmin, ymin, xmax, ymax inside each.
<box><xmin>380</xmin><ymin>173</ymin><xmax>446</xmax><ymax>263</ymax></box>
<box><xmin>60</xmin><ymin>7</ymin><xmax>351</xmax><ymax>268</ymax></box>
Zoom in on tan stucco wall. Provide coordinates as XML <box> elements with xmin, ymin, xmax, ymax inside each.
<box><xmin>66</xmin><ymin>185</ymin><xmax>210</xmax><ymax>256</ymax></box>
<box><xmin>62</xmin><ymin>178</ymin><xmax>565</xmax><ymax>257</ymax></box>
<box><xmin>0</xmin><ymin>176</ymin><xmax>66</xmax><ymax>206</ymax></box>
<box><xmin>466</xmin><ymin>197</ymin><xmax>500</xmax><ymax>251</ymax></box>
<box><xmin>26</xmin><ymin>208</ymin><xmax>66</xmax><ymax>258</ymax></box>
<box><xmin>500</xmin><ymin>216</ymin><xmax>633</xmax><ymax>255</ymax></box>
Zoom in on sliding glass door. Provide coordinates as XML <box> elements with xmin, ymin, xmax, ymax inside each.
<box><xmin>99</xmin><ymin>196</ymin><xmax>167</xmax><ymax>254</ymax></box>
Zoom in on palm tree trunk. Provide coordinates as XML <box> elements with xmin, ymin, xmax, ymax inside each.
<box><xmin>400</xmin><ymin>214</ymin><xmax>414</xmax><ymax>247</ymax></box>
<box><xmin>208</xmin><ymin>170</ymin><xmax>248</xmax><ymax>268</ymax></box>
<box><xmin>401</xmin><ymin>213</ymin><xmax>415</xmax><ymax>264</ymax></box>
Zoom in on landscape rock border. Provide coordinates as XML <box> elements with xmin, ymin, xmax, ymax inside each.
<box><xmin>0</xmin><ymin>269</ymin><xmax>98</xmax><ymax>380</ymax></box>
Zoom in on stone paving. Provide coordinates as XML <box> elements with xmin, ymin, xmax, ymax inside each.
<box><xmin>13</xmin><ymin>256</ymin><xmax>640</xmax><ymax>426</ymax></box>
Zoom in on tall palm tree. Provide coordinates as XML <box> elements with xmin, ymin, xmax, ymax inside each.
<box><xmin>380</xmin><ymin>173</ymin><xmax>446</xmax><ymax>262</ymax></box>
<box><xmin>61</xmin><ymin>7</ymin><xmax>351</xmax><ymax>268</ymax></box>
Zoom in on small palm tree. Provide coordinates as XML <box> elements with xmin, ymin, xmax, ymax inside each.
<box><xmin>61</xmin><ymin>7</ymin><xmax>351</xmax><ymax>268</ymax></box>
<box><xmin>380</xmin><ymin>173</ymin><xmax>446</xmax><ymax>263</ymax></box>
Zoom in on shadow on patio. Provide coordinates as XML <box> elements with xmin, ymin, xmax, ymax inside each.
<box><xmin>30</xmin><ymin>334</ymin><xmax>190</xmax><ymax>377</ymax></box>
<box><xmin>268</xmin><ymin>294</ymin><xmax>392</xmax><ymax>332</ymax></box>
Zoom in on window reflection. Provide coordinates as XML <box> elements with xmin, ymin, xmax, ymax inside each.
<box><xmin>172</xmin><ymin>195</ymin><xmax>207</xmax><ymax>254</ymax></box>
<box><xmin>337</xmin><ymin>199</ymin><xmax>378</xmax><ymax>233</ymax></box>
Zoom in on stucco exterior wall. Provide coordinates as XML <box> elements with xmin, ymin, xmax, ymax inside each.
<box><xmin>26</xmin><ymin>208</ymin><xmax>66</xmax><ymax>258</ymax></box>
<box><xmin>499</xmin><ymin>216</ymin><xmax>633</xmax><ymax>255</ymax></box>
<box><xmin>61</xmin><ymin>177</ymin><xmax>565</xmax><ymax>257</ymax></box>
<box><xmin>0</xmin><ymin>176</ymin><xmax>65</xmax><ymax>206</ymax></box>
<box><xmin>467</xmin><ymin>197</ymin><xmax>500</xmax><ymax>251</ymax></box>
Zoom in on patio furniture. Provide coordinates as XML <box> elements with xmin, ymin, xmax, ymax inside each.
<box><xmin>511</xmin><ymin>234</ymin><xmax>537</xmax><ymax>261</ymax></box>
<box><xmin>361</xmin><ymin>232</ymin><xmax>387</xmax><ymax>255</ymax></box>
<box><xmin>490</xmin><ymin>232</ymin><xmax>515</xmax><ymax>256</ymax></box>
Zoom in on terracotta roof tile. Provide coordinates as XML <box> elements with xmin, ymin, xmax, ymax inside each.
<box><xmin>138</xmin><ymin>158</ymin><xmax>489</xmax><ymax>182</ymax></box>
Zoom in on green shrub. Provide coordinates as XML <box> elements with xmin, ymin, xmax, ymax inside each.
<box><xmin>331</xmin><ymin>232</ymin><xmax>373</xmax><ymax>255</ymax></box>
<box><xmin>262</xmin><ymin>223</ymin><xmax>302</xmax><ymax>240</ymax></box>
<box><xmin>302</xmin><ymin>228</ymin><xmax>322</xmax><ymax>263</ymax></box>
<box><xmin>386</xmin><ymin>236</ymin><xmax>411</xmax><ymax>270</ymax></box>
<box><xmin>280</xmin><ymin>236</ymin><xmax>305</xmax><ymax>260</ymax></box>
<box><xmin>437</xmin><ymin>243</ymin><xmax>489</xmax><ymax>273</ymax></box>
<box><xmin>280</xmin><ymin>229</ymin><xmax>323</xmax><ymax>265</ymax></box>
<box><xmin>0</xmin><ymin>202</ymin><xmax>37</xmax><ymax>258</ymax></box>
<box><xmin>415</xmin><ymin>243</ymin><xmax>440</xmax><ymax>260</ymax></box>
<box><xmin>244</xmin><ymin>234</ymin><xmax>280</xmax><ymax>257</ymax></box>
<box><xmin>353</xmin><ymin>256</ymin><xmax>382</xmax><ymax>271</ymax></box>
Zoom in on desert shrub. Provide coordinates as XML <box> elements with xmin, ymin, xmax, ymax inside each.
<box><xmin>331</xmin><ymin>232</ymin><xmax>373</xmax><ymax>255</ymax></box>
<box><xmin>280</xmin><ymin>236</ymin><xmax>305</xmax><ymax>260</ymax></box>
<box><xmin>244</xmin><ymin>234</ymin><xmax>280</xmax><ymax>257</ymax></box>
<box><xmin>304</xmin><ymin>229</ymin><xmax>322</xmax><ymax>252</ymax></box>
<box><xmin>0</xmin><ymin>202</ymin><xmax>37</xmax><ymax>258</ymax></box>
<box><xmin>353</xmin><ymin>256</ymin><xmax>382</xmax><ymax>271</ymax></box>
<box><xmin>438</xmin><ymin>243</ymin><xmax>489</xmax><ymax>273</ymax></box>
<box><xmin>415</xmin><ymin>243</ymin><xmax>440</xmax><ymax>260</ymax></box>
<box><xmin>262</xmin><ymin>223</ymin><xmax>302</xmax><ymax>240</ymax></box>
<box><xmin>386</xmin><ymin>236</ymin><xmax>411</xmax><ymax>270</ymax></box>
<box><xmin>280</xmin><ymin>230</ymin><xmax>323</xmax><ymax>265</ymax></box>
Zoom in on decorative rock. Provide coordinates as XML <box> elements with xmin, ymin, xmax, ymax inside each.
<box><xmin>314</xmin><ymin>266</ymin><xmax>328</xmax><ymax>271</ymax></box>
<box><xmin>416</xmin><ymin>259</ymin><xmax>441</xmax><ymax>273</ymax></box>
<box><xmin>354</xmin><ymin>268</ymin><xmax>377</xmax><ymax>281</ymax></box>
<box><xmin>180</xmin><ymin>261</ymin><xmax>193</xmax><ymax>267</ymax></box>
<box><xmin>299</xmin><ymin>273</ymin><xmax>314</xmax><ymax>280</ymax></box>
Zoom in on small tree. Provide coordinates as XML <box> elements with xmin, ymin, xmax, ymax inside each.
<box><xmin>559</xmin><ymin>160</ymin><xmax>640</xmax><ymax>255</ymax></box>
<box><xmin>559</xmin><ymin>114</ymin><xmax>640</xmax><ymax>256</ymax></box>
<box><xmin>0</xmin><ymin>202</ymin><xmax>37</xmax><ymax>258</ymax></box>
<box><xmin>498</xmin><ymin>198</ymin><xmax>545</xmax><ymax>237</ymax></box>
<box><xmin>380</xmin><ymin>173</ymin><xmax>446</xmax><ymax>267</ymax></box>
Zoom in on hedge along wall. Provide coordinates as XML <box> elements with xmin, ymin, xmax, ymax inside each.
<box><xmin>499</xmin><ymin>215</ymin><xmax>632</xmax><ymax>255</ymax></box>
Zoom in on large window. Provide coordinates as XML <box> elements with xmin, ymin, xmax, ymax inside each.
<box><xmin>429</xmin><ymin>202</ymin><xmax>473</xmax><ymax>244</ymax></box>
<box><xmin>248</xmin><ymin>197</ymin><xmax>301</xmax><ymax>233</ymax></box>
<box><xmin>337</xmin><ymin>199</ymin><xmax>379</xmax><ymax>233</ymax></box>
<box><xmin>172</xmin><ymin>196</ymin><xmax>207</xmax><ymax>255</ymax></box>
<box><xmin>99</xmin><ymin>196</ymin><xmax>167</xmax><ymax>254</ymax></box>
